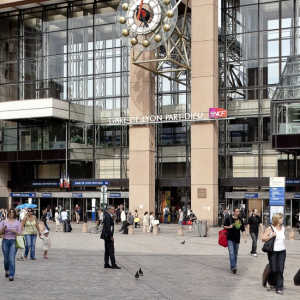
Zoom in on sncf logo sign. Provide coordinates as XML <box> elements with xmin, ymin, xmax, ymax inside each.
<box><xmin>209</xmin><ymin>108</ymin><xmax>227</xmax><ymax>119</ymax></box>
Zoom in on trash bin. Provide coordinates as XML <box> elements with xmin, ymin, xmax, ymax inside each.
<box><xmin>194</xmin><ymin>221</ymin><xmax>200</xmax><ymax>236</ymax></box>
<box><xmin>199</xmin><ymin>220</ymin><xmax>207</xmax><ymax>237</ymax></box>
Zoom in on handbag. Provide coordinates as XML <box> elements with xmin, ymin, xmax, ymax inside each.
<box><xmin>134</xmin><ymin>217</ymin><xmax>140</xmax><ymax>223</ymax></box>
<box><xmin>262</xmin><ymin>226</ymin><xmax>276</xmax><ymax>253</ymax></box>
<box><xmin>16</xmin><ymin>236</ymin><xmax>26</xmax><ymax>249</ymax></box>
<box><xmin>187</xmin><ymin>221</ymin><xmax>193</xmax><ymax>225</ymax></box>
<box><xmin>218</xmin><ymin>229</ymin><xmax>228</xmax><ymax>248</ymax></box>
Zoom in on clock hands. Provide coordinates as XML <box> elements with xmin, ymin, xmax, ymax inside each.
<box><xmin>137</xmin><ymin>0</ymin><xmax>144</xmax><ymax>21</ymax></box>
<box><xmin>140</xmin><ymin>14</ymin><xmax>149</xmax><ymax>27</ymax></box>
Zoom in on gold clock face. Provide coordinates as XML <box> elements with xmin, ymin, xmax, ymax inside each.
<box><xmin>116</xmin><ymin>0</ymin><xmax>178</xmax><ymax>51</ymax></box>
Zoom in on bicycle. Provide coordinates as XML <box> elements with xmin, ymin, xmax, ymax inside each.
<box><xmin>89</xmin><ymin>221</ymin><xmax>103</xmax><ymax>234</ymax></box>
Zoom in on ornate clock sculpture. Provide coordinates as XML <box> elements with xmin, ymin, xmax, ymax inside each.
<box><xmin>116</xmin><ymin>0</ymin><xmax>178</xmax><ymax>51</ymax></box>
<box><xmin>116</xmin><ymin>0</ymin><xmax>191</xmax><ymax>83</ymax></box>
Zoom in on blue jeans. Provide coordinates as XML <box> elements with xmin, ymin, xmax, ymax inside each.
<box><xmin>43</xmin><ymin>220</ymin><xmax>50</xmax><ymax>231</ymax></box>
<box><xmin>268</xmin><ymin>250</ymin><xmax>286</xmax><ymax>291</ymax></box>
<box><xmin>178</xmin><ymin>220</ymin><xmax>183</xmax><ymax>226</ymax></box>
<box><xmin>2</xmin><ymin>239</ymin><xmax>17</xmax><ymax>278</ymax></box>
<box><xmin>24</xmin><ymin>234</ymin><xmax>37</xmax><ymax>259</ymax></box>
<box><xmin>250</xmin><ymin>232</ymin><xmax>258</xmax><ymax>254</ymax></box>
<box><xmin>227</xmin><ymin>240</ymin><xmax>239</xmax><ymax>270</ymax></box>
<box><xmin>164</xmin><ymin>215</ymin><xmax>168</xmax><ymax>224</ymax></box>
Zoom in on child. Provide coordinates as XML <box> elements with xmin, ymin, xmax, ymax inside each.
<box><xmin>40</xmin><ymin>229</ymin><xmax>51</xmax><ymax>259</ymax></box>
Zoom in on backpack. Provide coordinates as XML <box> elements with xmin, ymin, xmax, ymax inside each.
<box><xmin>218</xmin><ymin>229</ymin><xmax>228</xmax><ymax>247</ymax></box>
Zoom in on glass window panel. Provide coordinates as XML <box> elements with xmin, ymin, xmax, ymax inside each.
<box><xmin>227</xmin><ymin>118</ymin><xmax>258</xmax><ymax>143</ymax></box>
<box><xmin>47</xmin><ymin>31</ymin><xmax>67</xmax><ymax>56</ymax></box>
<box><xmin>0</xmin><ymin>61</ymin><xmax>18</xmax><ymax>84</ymax></box>
<box><xmin>236</xmin><ymin>5</ymin><xmax>258</xmax><ymax>33</ymax></box>
<box><xmin>23</xmin><ymin>12</ymin><xmax>43</xmax><ymax>36</ymax></box>
<box><xmin>0</xmin><ymin>16</ymin><xmax>18</xmax><ymax>39</ymax></box>
<box><xmin>70</xmin><ymin>101</ymin><xmax>93</xmax><ymax>123</ymax></box>
<box><xmin>69</xmin><ymin>28</ymin><xmax>93</xmax><ymax>53</ymax></box>
<box><xmin>236</xmin><ymin>33</ymin><xmax>258</xmax><ymax>60</ymax></box>
<box><xmin>231</xmin><ymin>154</ymin><xmax>259</xmax><ymax>177</ymax></box>
<box><xmin>22</xmin><ymin>35</ymin><xmax>43</xmax><ymax>58</ymax></box>
<box><xmin>295</xmin><ymin>29</ymin><xmax>300</xmax><ymax>54</ymax></box>
<box><xmin>68</xmin><ymin>4</ymin><xmax>93</xmax><ymax>29</ymax></box>
<box><xmin>260</xmin><ymin>2</ymin><xmax>279</xmax><ymax>31</ymax></box>
<box><xmin>48</xmin><ymin>55</ymin><xmax>67</xmax><ymax>79</ymax></box>
<box><xmin>282</xmin><ymin>29</ymin><xmax>294</xmax><ymax>57</ymax></box>
<box><xmin>94</xmin><ymin>4</ymin><xmax>118</xmax><ymax>26</ymax></box>
<box><xmin>282</xmin><ymin>0</ymin><xmax>294</xmax><ymax>29</ymax></box>
<box><xmin>0</xmin><ymin>83</ymin><xmax>18</xmax><ymax>101</ymax></box>
<box><xmin>2</xmin><ymin>127</ymin><xmax>17</xmax><ymax>152</ymax></box>
<box><xmin>43</xmin><ymin>8</ymin><xmax>67</xmax><ymax>32</ymax></box>
<box><xmin>261</xmin><ymin>59</ymin><xmax>279</xmax><ymax>85</ymax></box>
<box><xmin>260</xmin><ymin>31</ymin><xmax>279</xmax><ymax>59</ymax></box>
<box><xmin>0</xmin><ymin>38</ymin><xmax>18</xmax><ymax>62</ymax></box>
<box><xmin>296</xmin><ymin>0</ymin><xmax>300</xmax><ymax>27</ymax></box>
<box><xmin>238</xmin><ymin>0</ymin><xmax>258</xmax><ymax>5</ymax></box>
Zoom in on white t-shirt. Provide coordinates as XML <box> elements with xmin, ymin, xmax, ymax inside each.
<box><xmin>273</xmin><ymin>226</ymin><xmax>285</xmax><ymax>251</ymax></box>
<box><xmin>61</xmin><ymin>211</ymin><xmax>68</xmax><ymax>220</ymax></box>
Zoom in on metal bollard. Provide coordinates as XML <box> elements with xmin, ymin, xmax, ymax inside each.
<box><xmin>82</xmin><ymin>213</ymin><xmax>88</xmax><ymax>233</ymax></box>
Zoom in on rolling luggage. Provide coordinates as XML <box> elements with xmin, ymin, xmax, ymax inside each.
<box><xmin>294</xmin><ymin>269</ymin><xmax>300</xmax><ymax>285</ymax></box>
<box><xmin>262</xmin><ymin>264</ymin><xmax>277</xmax><ymax>287</ymax></box>
<box><xmin>66</xmin><ymin>219</ymin><xmax>72</xmax><ymax>232</ymax></box>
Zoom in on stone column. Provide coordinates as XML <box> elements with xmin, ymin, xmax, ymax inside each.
<box><xmin>191</xmin><ymin>0</ymin><xmax>218</xmax><ymax>226</ymax></box>
<box><xmin>129</xmin><ymin>52</ymin><xmax>155</xmax><ymax>215</ymax></box>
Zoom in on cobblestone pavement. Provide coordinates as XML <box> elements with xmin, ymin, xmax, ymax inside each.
<box><xmin>1</xmin><ymin>221</ymin><xmax>300</xmax><ymax>299</ymax></box>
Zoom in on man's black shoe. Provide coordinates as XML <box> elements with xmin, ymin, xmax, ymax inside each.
<box><xmin>112</xmin><ymin>265</ymin><xmax>121</xmax><ymax>269</ymax></box>
<box><xmin>104</xmin><ymin>264</ymin><xmax>112</xmax><ymax>268</ymax></box>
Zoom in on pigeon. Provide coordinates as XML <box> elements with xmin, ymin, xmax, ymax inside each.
<box><xmin>139</xmin><ymin>268</ymin><xmax>143</xmax><ymax>276</ymax></box>
<box><xmin>180</xmin><ymin>240</ymin><xmax>185</xmax><ymax>244</ymax></box>
<box><xmin>135</xmin><ymin>271</ymin><xmax>139</xmax><ymax>279</ymax></box>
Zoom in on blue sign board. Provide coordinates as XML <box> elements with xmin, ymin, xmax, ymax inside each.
<box><xmin>245</xmin><ymin>193</ymin><xmax>258</xmax><ymax>198</ymax></box>
<box><xmin>269</xmin><ymin>187</ymin><xmax>285</xmax><ymax>206</ymax></box>
<box><xmin>11</xmin><ymin>193</ymin><xmax>36</xmax><ymax>197</ymax></box>
<box><xmin>286</xmin><ymin>179</ymin><xmax>300</xmax><ymax>185</ymax></box>
<box><xmin>42</xmin><ymin>193</ymin><xmax>52</xmax><ymax>197</ymax></box>
<box><xmin>110</xmin><ymin>193</ymin><xmax>121</xmax><ymax>198</ymax></box>
<box><xmin>73</xmin><ymin>180</ymin><xmax>110</xmax><ymax>186</ymax></box>
<box><xmin>295</xmin><ymin>194</ymin><xmax>300</xmax><ymax>199</ymax></box>
<box><xmin>72</xmin><ymin>193</ymin><xmax>82</xmax><ymax>197</ymax></box>
<box><xmin>31</xmin><ymin>182</ymin><xmax>59</xmax><ymax>187</ymax></box>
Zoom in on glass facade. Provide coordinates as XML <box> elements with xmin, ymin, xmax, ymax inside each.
<box><xmin>0</xmin><ymin>0</ymin><xmax>191</xmax><ymax>219</ymax></box>
<box><xmin>221</xmin><ymin>0</ymin><xmax>300</xmax><ymax>225</ymax></box>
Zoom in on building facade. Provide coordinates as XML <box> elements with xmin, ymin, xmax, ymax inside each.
<box><xmin>1</xmin><ymin>0</ymin><xmax>298</xmax><ymax>226</ymax></box>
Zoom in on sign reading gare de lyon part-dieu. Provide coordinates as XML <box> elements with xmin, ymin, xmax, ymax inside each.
<box><xmin>108</xmin><ymin>108</ymin><xmax>228</xmax><ymax>125</ymax></box>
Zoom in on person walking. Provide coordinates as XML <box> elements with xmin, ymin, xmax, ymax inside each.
<box><xmin>223</xmin><ymin>207</ymin><xmax>247</xmax><ymax>274</ymax></box>
<box><xmin>40</xmin><ymin>229</ymin><xmax>51</xmax><ymax>259</ymax></box>
<box><xmin>54</xmin><ymin>208</ymin><xmax>60</xmax><ymax>232</ymax></box>
<box><xmin>41</xmin><ymin>209</ymin><xmax>50</xmax><ymax>231</ymax></box>
<box><xmin>149</xmin><ymin>212</ymin><xmax>154</xmax><ymax>232</ymax></box>
<box><xmin>178</xmin><ymin>208</ymin><xmax>183</xmax><ymax>226</ymax></box>
<box><xmin>115</xmin><ymin>205</ymin><xmax>120</xmax><ymax>225</ymax></box>
<box><xmin>61</xmin><ymin>208</ymin><xmax>68</xmax><ymax>232</ymax></box>
<box><xmin>100</xmin><ymin>205</ymin><xmax>121</xmax><ymax>269</ymax></box>
<box><xmin>163</xmin><ymin>206</ymin><xmax>169</xmax><ymax>224</ymax></box>
<box><xmin>134</xmin><ymin>210</ymin><xmax>140</xmax><ymax>228</ymax></box>
<box><xmin>143</xmin><ymin>211</ymin><xmax>149</xmax><ymax>233</ymax></box>
<box><xmin>0</xmin><ymin>208</ymin><xmax>21</xmax><ymax>281</ymax></box>
<box><xmin>262</xmin><ymin>213</ymin><xmax>285</xmax><ymax>295</ymax></box>
<box><xmin>74</xmin><ymin>204</ymin><xmax>81</xmax><ymax>224</ymax></box>
<box><xmin>247</xmin><ymin>208</ymin><xmax>264</xmax><ymax>257</ymax></box>
<box><xmin>118</xmin><ymin>208</ymin><xmax>126</xmax><ymax>231</ymax></box>
<box><xmin>21</xmin><ymin>208</ymin><xmax>41</xmax><ymax>260</ymax></box>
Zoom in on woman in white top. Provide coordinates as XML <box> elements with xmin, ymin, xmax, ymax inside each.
<box><xmin>262</xmin><ymin>213</ymin><xmax>286</xmax><ymax>295</ymax></box>
<box><xmin>54</xmin><ymin>208</ymin><xmax>60</xmax><ymax>232</ymax></box>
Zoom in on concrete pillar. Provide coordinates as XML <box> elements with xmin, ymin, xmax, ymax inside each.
<box><xmin>128</xmin><ymin>225</ymin><xmax>134</xmax><ymax>235</ymax></box>
<box><xmin>191</xmin><ymin>0</ymin><xmax>219</xmax><ymax>226</ymax></box>
<box><xmin>178</xmin><ymin>226</ymin><xmax>184</xmax><ymax>236</ymax></box>
<box><xmin>129</xmin><ymin>52</ymin><xmax>155</xmax><ymax>215</ymax></box>
<box><xmin>153</xmin><ymin>225</ymin><xmax>158</xmax><ymax>235</ymax></box>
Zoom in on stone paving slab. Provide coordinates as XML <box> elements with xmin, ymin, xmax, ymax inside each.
<box><xmin>0</xmin><ymin>222</ymin><xmax>299</xmax><ymax>299</ymax></box>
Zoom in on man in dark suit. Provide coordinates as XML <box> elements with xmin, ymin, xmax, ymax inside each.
<box><xmin>100</xmin><ymin>205</ymin><xmax>121</xmax><ymax>269</ymax></box>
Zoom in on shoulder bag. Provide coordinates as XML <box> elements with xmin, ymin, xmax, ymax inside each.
<box><xmin>218</xmin><ymin>229</ymin><xmax>228</xmax><ymax>248</ymax></box>
<box><xmin>16</xmin><ymin>235</ymin><xmax>26</xmax><ymax>249</ymax></box>
<box><xmin>0</xmin><ymin>221</ymin><xmax>5</xmax><ymax>239</ymax></box>
<box><xmin>262</xmin><ymin>226</ymin><xmax>276</xmax><ymax>253</ymax></box>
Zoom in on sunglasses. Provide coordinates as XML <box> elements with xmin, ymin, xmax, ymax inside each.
<box><xmin>28</xmin><ymin>210</ymin><xmax>33</xmax><ymax>213</ymax></box>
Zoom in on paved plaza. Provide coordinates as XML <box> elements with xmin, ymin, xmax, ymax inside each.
<box><xmin>1</xmin><ymin>221</ymin><xmax>300</xmax><ymax>299</ymax></box>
